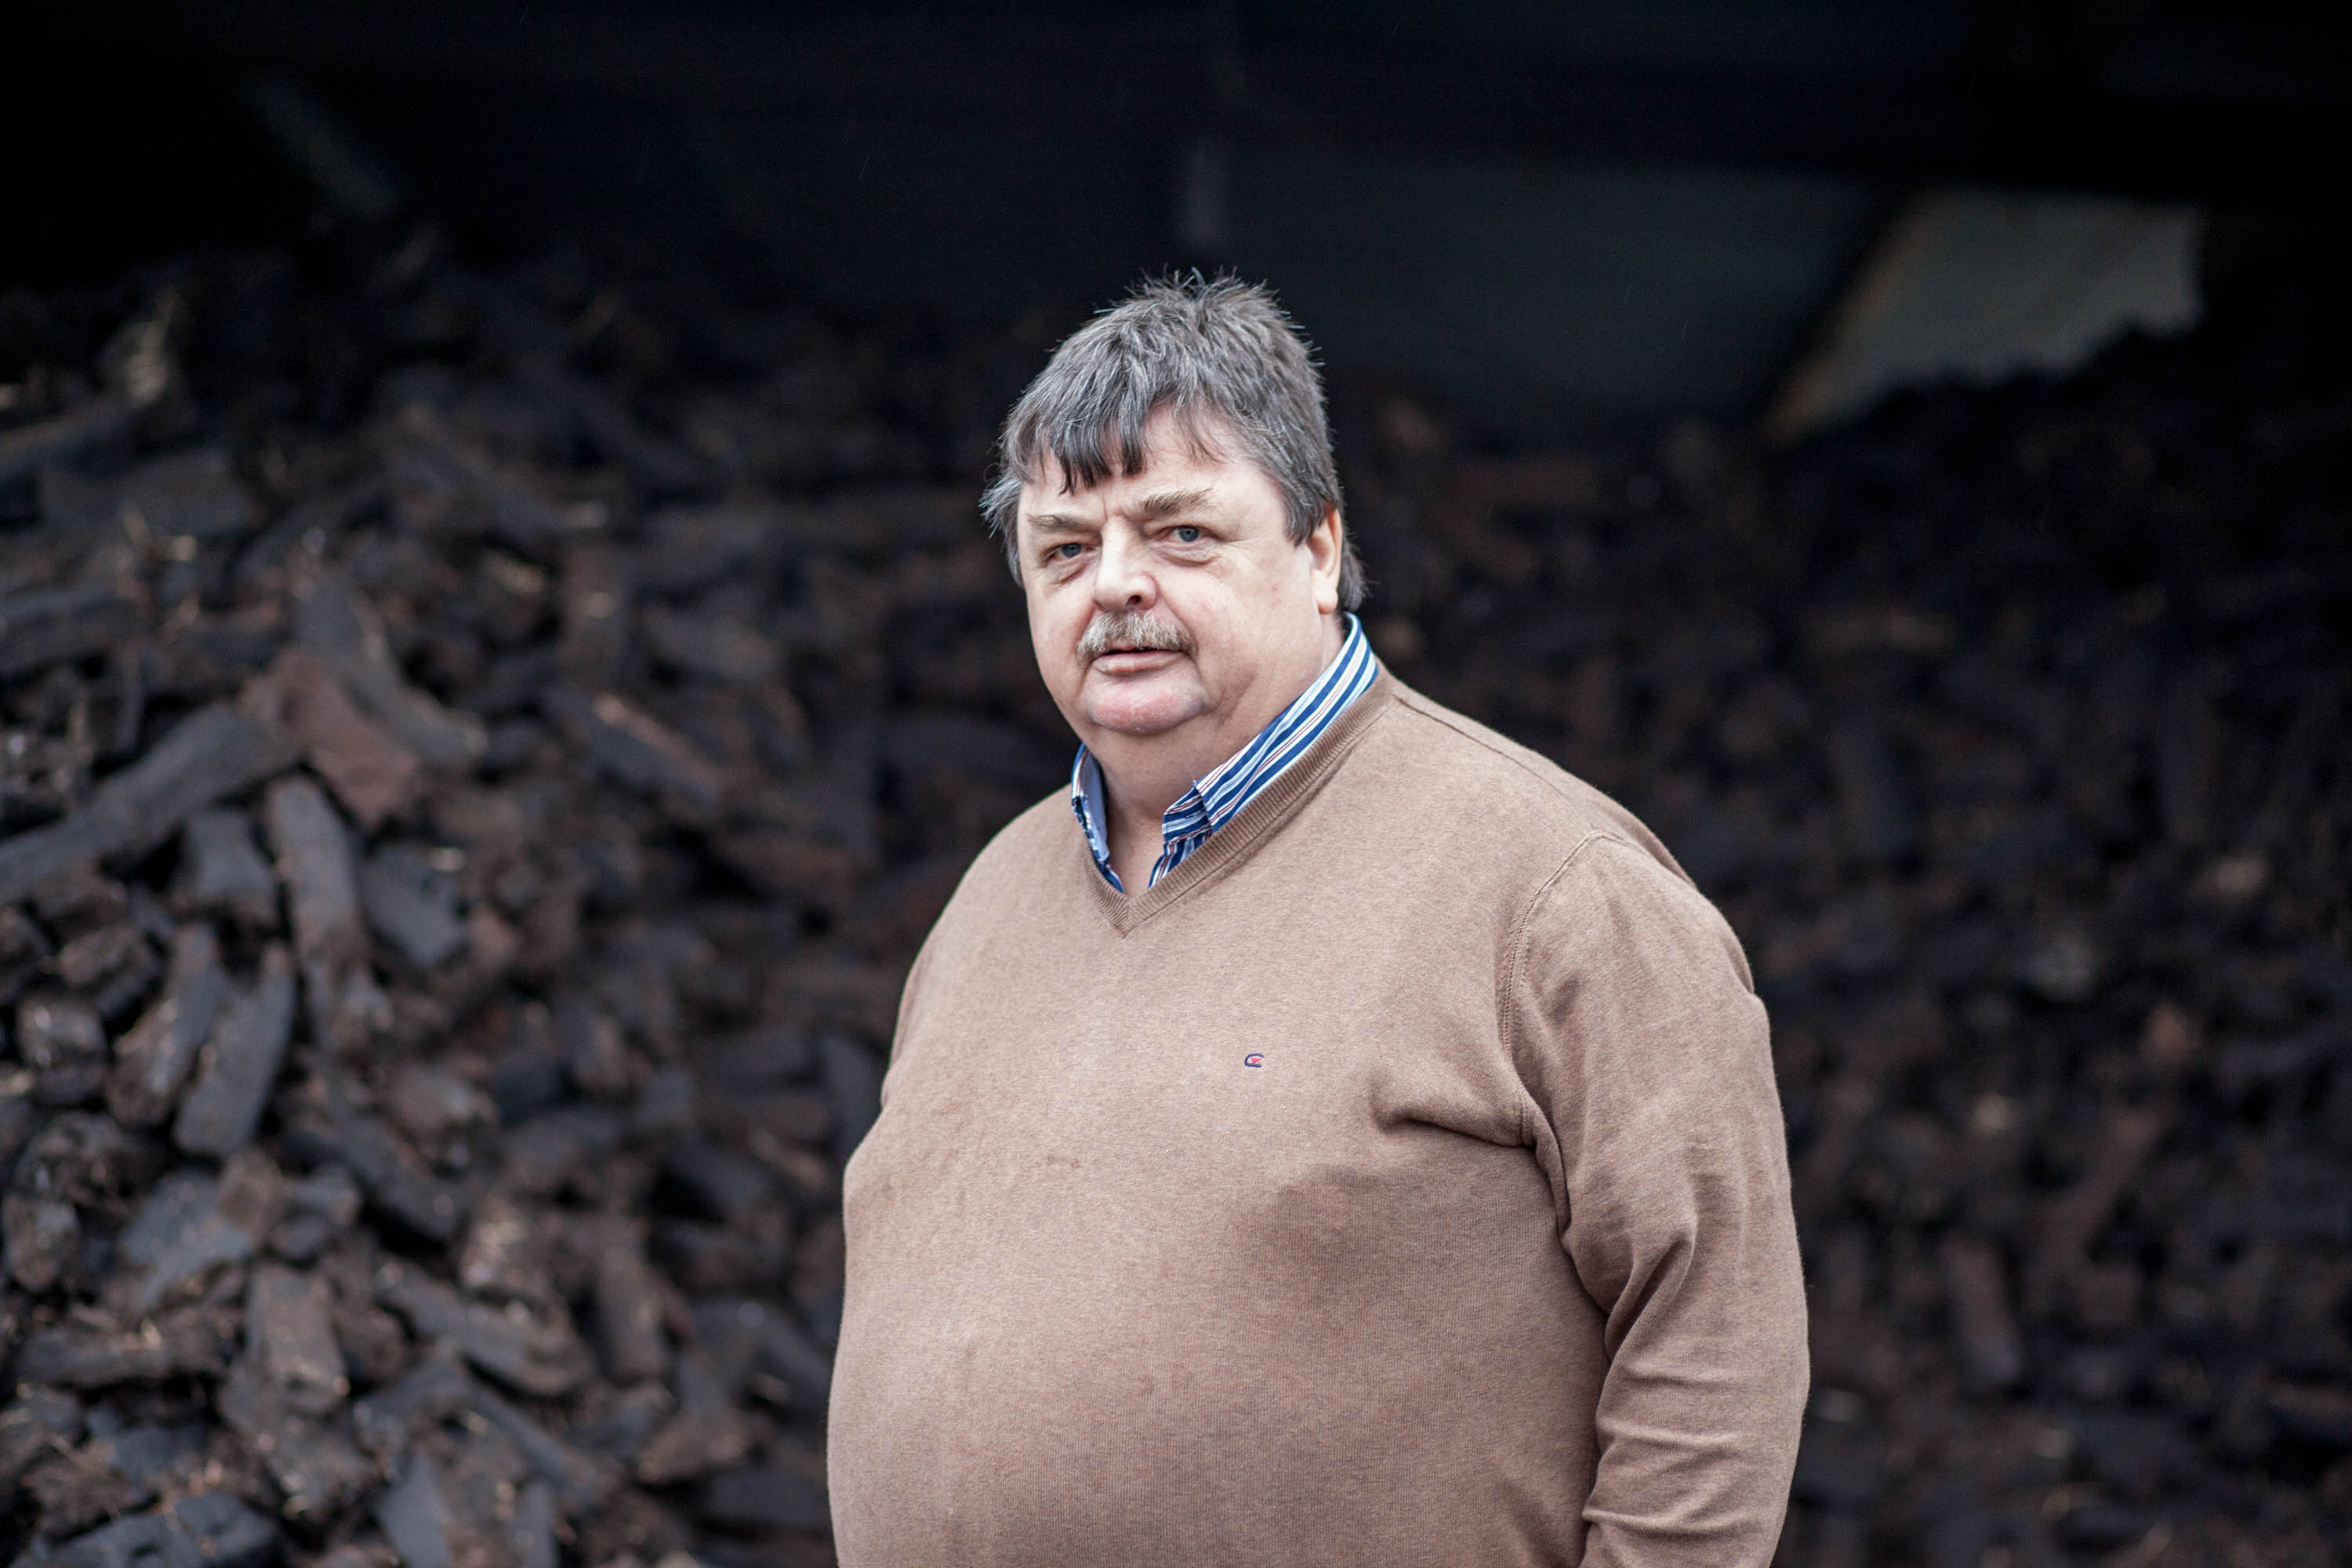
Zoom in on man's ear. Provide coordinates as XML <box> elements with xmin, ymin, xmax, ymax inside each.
<box><xmin>1308</xmin><ymin>505</ymin><xmax>1345</xmax><ymax>615</ymax></box>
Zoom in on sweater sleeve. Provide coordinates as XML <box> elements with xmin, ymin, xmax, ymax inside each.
<box><xmin>1507</xmin><ymin>834</ymin><xmax>1808</xmax><ymax>1567</ymax></box>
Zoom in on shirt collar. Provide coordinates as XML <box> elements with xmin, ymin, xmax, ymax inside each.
<box><xmin>1069</xmin><ymin>614</ymin><xmax>1376</xmax><ymax>891</ymax></box>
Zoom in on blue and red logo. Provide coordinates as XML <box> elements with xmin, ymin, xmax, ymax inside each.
<box><xmin>1242</xmin><ymin>1053</ymin><xmax>1265</xmax><ymax>1069</ymax></box>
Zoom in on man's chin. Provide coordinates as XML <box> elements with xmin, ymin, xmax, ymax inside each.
<box><xmin>1078</xmin><ymin>678</ymin><xmax>1205</xmax><ymax>739</ymax></box>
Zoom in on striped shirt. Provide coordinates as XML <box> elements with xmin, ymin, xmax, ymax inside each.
<box><xmin>1071</xmin><ymin>615</ymin><xmax>1378</xmax><ymax>891</ymax></box>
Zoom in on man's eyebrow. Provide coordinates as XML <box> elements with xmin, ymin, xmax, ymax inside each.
<box><xmin>1128</xmin><ymin>487</ymin><xmax>1217</xmax><ymax>521</ymax></box>
<box><xmin>1022</xmin><ymin>487</ymin><xmax>1217</xmax><ymax>536</ymax></box>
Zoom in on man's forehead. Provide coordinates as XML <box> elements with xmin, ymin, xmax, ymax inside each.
<box><xmin>1021</xmin><ymin>435</ymin><xmax>1240</xmax><ymax>523</ymax></box>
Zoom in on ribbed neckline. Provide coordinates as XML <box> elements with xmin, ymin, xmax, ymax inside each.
<box><xmin>1080</xmin><ymin>670</ymin><xmax>1398</xmax><ymax>936</ymax></box>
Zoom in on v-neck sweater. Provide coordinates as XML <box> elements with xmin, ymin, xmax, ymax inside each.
<box><xmin>828</xmin><ymin>674</ymin><xmax>1808</xmax><ymax>1567</ymax></box>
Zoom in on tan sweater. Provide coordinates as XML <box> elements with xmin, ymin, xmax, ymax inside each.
<box><xmin>829</xmin><ymin>674</ymin><xmax>1807</xmax><ymax>1566</ymax></box>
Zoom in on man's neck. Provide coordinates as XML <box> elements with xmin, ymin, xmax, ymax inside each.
<box><xmin>1095</xmin><ymin>615</ymin><xmax>1345</xmax><ymax>889</ymax></box>
<box><xmin>1101</xmin><ymin>755</ymin><xmax>1202</xmax><ymax>891</ymax></box>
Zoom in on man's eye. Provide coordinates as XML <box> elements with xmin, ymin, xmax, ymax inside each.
<box><xmin>1171</xmin><ymin>525</ymin><xmax>1203</xmax><ymax>543</ymax></box>
<box><xmin>1051</xmin><ymin>543</ymin><xmax>1084</xmax><ymax>560</ymax></box>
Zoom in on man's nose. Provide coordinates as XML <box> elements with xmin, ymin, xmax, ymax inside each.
<box><xmin>1092</xmin><ymin>527</ymin><xmax>1156</xmax><ymax>611</ymax></box>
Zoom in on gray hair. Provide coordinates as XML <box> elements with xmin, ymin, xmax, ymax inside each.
<box><xmin>980</xmin><ymin>276</ymin><xmax>1365</xmax><ymax>611</ymax></box>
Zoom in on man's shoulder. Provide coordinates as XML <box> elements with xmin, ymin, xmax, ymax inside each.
<box><xmin>1367</xmin><ymin>682</ymin><xmax>1690</xmax><ymax>879</ymax></box>
<box><xmin>930</xmin><ymin>787</ymin><xmax>1085</xmax><ymax>920</ymax></box>
<box><xmin>1369</xmin><ymin>686</ymin><xmax>1749</xmax><ymax>987</ymax></box>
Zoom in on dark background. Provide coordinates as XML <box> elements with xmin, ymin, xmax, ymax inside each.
<box><xmin>5</xmin><ymin>5</ymin><xmax>2351</xmax><ymax>1567</ymax></box>
<box><xmin>13</xmin><ymin>0</ymin><xmax>2350</xmax><ymax>430</ymax></box>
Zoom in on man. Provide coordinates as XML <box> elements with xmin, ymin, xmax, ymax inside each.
<box><xmin>829</xmin><ymin>278</ymin><xmax>1806</xmax><ymax>1565</ymax></box>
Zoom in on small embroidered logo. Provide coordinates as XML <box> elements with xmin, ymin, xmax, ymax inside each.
<box><xmin>1243</xmin><ymin>1053</ymin><xmax>1265</xmax><ymax>1069</ymax></box>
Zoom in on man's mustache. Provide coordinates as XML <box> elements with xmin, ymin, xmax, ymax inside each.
<box><xmin>1078</xmin><ymin>610</ymin><xmax>1194</xmax><ymax>661</ymax></box>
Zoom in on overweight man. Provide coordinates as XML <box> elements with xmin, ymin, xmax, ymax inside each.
<box><xmin>827</xmin><ymin>278</ymin><xmax>1807</xmax><ymax>1565</ymax></box>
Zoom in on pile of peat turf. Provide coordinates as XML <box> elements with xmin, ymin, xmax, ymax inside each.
<box><xmin>3</xmin><ymin>229</ymin><xmax>2348</xmax><ymax>1568</ymax></box>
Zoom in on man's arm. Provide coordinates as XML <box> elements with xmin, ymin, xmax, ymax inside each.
<box><xmin>1507</xmin><ymin>833</ymin><xmax>1809</xmax><ymax>1566</ymax></box>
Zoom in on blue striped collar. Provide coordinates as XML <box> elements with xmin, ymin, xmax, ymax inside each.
<box><xmin>1071</xmin><ymin>615</ymin><xmax>1378</xmax><ymax>891</ymax></box>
